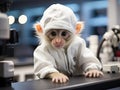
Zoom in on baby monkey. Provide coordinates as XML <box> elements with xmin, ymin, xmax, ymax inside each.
<box><xmin>34</xmin><ymin>4</ymin><xmax>103</xmax><ymax>83</ymax></box>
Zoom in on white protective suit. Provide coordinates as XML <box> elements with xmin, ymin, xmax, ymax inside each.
<box><xmin>33</xmin><ymin>4</ymin><xmax>102</xmax><ymax>79</ymax></box>
<box><xmin>34</xmin><ymin>36</ymin><xmax>102</xmax><ymax>78</ymax></box>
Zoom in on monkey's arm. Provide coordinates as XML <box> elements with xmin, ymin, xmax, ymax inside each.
<box><xmin>34</xmin><ymin>46</ymin><xmax>69</xmax><ymax>83</ymax></box>
<box><xmin>34</xmin><ymin>46</ymin><xmax>59</xmax><ymax>79</ymax></box>
<box><xmin>77</xmin><ymin>38</ymin><xmax>103</xmax><ymax>77</ymax></box>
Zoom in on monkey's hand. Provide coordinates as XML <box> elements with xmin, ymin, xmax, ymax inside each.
<box><xmin>47</xmin><ymin>72</ymin><xmax>69</xmax><ymax>83</ymax></box>
<box><xmin>84</xmin><ymin>69</ymin><xmax>104</xmax><ymax>78</ymax></box>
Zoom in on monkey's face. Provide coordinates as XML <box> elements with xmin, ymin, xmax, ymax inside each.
<box><xmin>46</xmin><ymin>29</ymin><xmax>72</xmax><ymax>48</ymax></box>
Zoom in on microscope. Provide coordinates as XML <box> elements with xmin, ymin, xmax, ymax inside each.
<box><xmin>0</xmin><ymin>0</ymin><xmax>18</xmax><ymax>87</ymax></box>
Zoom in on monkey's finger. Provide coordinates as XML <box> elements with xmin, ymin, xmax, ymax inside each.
<box><xmin>63</xmin><ymin>79</ymin><xmax>67</xmax><ymax>83</ymax></box>
<box><xmin>96</xmin><ymin>72</ymin><xmax>100</xmax><ymax>77</ymax></box>
<box><xmin>52</xmin><ymin>78</ymin><xmax>54</xmax><ymax>82</ymax></box>
<box><xmin>64</xmin><ymin>76</ymin><xmax>69</xmax><ymax>81</ymax></box>
<box><xmin>100</xmin><ymin>71</ymin><xmax>104</xmax><ymax>76</ymax></box>
<box><xmin>85</xmin><ymin>72</ymin><xmax>92</xmax><ymax>77</ymax></box>
<box><xmin>52</xmin><ymin>78</ymin><xmax>55</xmax><ymax>83</ymax></box>
<box><xmin>52</xmin><ymin>78</ymin><xmax>59</xmax><ymax>83</ymax></box>
<box><xmin>91</xmin><ymin>72</ymin><xmax>94</xmax><ymax>77</ymax></box>
<box><xmin>84</xmin><ymin>72</ymin><xmax>88</xmax><ymax>76</ymax></box>
<box><xmin>84</xmin><ymin>72</ymin><xmax>89</xmax><ymax>77</ymax></box>
<box><xmin>59</xmin><ymin>78</ymin><xmax>63</xmax><ymax>83</ymax></box>
<box><xmin>62</xmin><ymin>77</ymin><xmax>69</xmax><ymax>83</ymax></box>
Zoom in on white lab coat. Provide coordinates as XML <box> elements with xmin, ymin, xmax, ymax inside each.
<box><xmin>34</xmin><ymin>36</ymin><xmax>102</xmax><ymax>78</ymax></box>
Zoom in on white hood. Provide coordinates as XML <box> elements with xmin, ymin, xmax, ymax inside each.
<box><xmin>39</xmin><ymin>4</ymin><xmax>77</xmax><ymax>34</ymax></box>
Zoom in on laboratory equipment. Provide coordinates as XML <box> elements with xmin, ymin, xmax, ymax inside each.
<box><xmin>0</xmin><ymin>0</ymin><xmax>18</xmax><ymax>87</ymax></box>
<box><xmin>97</xmin><ymin>25</ymin><xmax>120</xmax><ymax>73</ymax></box>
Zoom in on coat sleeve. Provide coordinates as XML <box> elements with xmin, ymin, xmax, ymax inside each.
<box><xmin>33</xmin><ymin>46</ymin><xmax>59</xmax><ymax>79</ymax></box>
<box><xmin>77</xmin><ymin>38</ymin><xmax>102</xmax><ymax>72</ymax></box>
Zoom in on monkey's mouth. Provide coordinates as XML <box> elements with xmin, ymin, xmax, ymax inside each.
<box><xmin>54</xmin><ymin>44</ymin><xmax>64</xmax><ymax>48</ymax></box>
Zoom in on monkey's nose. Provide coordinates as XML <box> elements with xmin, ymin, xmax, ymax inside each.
<box><xmin>55</xmin><ymin>38</ymin><xmax>62</xmax><ymax>43</ymax></box>
<box><xmin>54</xmin><ymin>38</ymin><xmax>63</xmax><ymax>48</ymax></box>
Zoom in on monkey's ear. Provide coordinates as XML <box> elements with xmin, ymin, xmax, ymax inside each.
<box><xmin>75</xmin><ymin>22</ymin><xmax>84</xmax><ymax>34</ymax></box>
<box><xmin>34</xmin><ymin>23</ymin><xmax>43</xmax><ymax>33</ymax></box>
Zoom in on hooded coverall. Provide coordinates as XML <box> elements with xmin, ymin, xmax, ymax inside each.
<box><xmin>34</xmin><ymin>36</ymin><xmax>102</xmax><ymax>78</ymax></box>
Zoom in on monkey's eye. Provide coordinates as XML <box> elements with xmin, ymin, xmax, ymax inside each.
<box><xmin>61</xmin><ymin>31</ymin><xmax>67</xmax><ymax>36</ymax></box>
<box><xmin>61</xmin><ymin>31</ymin><xmax>71</xmax><ymax>40</ymax></box>
<box><xmin>51</xmin><ymin>31</ymin><xmax>57</xmax><ymax>36</ymax></box>
<box><xmin>47</xmin><ymin>31</ymin><xmax>57</xmax><ymax>40</ymax></box>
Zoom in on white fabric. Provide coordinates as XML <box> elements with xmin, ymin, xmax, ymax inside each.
<box><xmin>34</xmin><ymin>36</ymin><xmax>102</xmax><ymax>78</ymax></box>
<box><xmin>39</xmin><ymin>4</ymin><xmax>77</xmax><ymax>34</ymax></box>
